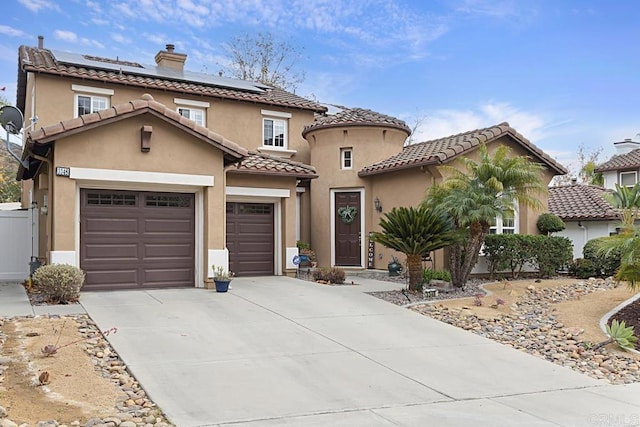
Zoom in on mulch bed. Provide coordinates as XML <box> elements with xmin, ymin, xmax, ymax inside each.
<box><xmin>609</xmin><ymin>297</ymin><xmax>640</xmax><ymax>335</ymax></box>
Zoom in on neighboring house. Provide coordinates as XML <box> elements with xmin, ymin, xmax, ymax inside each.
<box><xmin>12</xmin><ymin>39</ymin><xmax>567</xmax><ymax>289</ymax></box>
<box><xmin>595</xmin><ymin>138</ymin><xmax>640</xmax><ymax>190</ymax></box>
<box><xmin>548</xmin><ymin>183</ymin><xmax>619</xmax><ymax>259</ymax></box>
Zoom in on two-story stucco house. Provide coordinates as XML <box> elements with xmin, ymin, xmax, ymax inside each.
<box><xmin>13</xmin><ymin>40</ymin><xmax>566</xmax><ymax>290</ymax></box>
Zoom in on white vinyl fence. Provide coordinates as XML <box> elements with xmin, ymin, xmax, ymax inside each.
<box><xmin>0</xmin><ymin>209</ymin><xmax>31</xmax><ymax>281</ymax></box>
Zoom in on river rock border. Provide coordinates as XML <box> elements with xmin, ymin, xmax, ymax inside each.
<box><xmin>410</xmin><ymin>278</ymin><xmax>640</xmax><ymax>385</ymax></box>
<box><xmin>0</xmin><ymin>314</ymin><xmax>175</xmax><ymax>427</ymax></box>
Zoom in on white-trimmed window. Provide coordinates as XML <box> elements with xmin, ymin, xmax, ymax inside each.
<box><xmin>262</xmin><ymin>110</ymin><xmax>291</xmax><ymax>149</ymax></box>
<box><xmin>174</xmin><ymin>98</ymin><xmax>209</xmax><ymax>127</ymax></box>
<box><xmin>341</xmin><ymin>148</ymin><xmax>353</xmax><ymax>169</ymax></box>
<box><xmin>489</xmin><ymin>208</ymin><xmax>517</xmax><ymax>235</ymax></box>
<box><xmin>72</xmin><ymin>84</ymin><xmax>113</xmax><ymax>117</ymax></box>
<box><xmin>620</xmin><ymin>171</ymin><xmax>637</xmax><ymax>188</ymax></box>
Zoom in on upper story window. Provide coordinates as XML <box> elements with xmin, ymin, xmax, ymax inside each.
<box><xmin>489</xmin><ymin>208</ymin><xmax>517</xmax><ymax>235</ymax></box>
<box><xmin>175</xmin><ymin>98</ymin><xmax>209</xmax><ymax>127</ymax></box>
<box><xmin>620</xmin><ymin>171</ymin><xmax>637</xmax><ymax>188</ymax></box>
<box><xmin>341</xmin><ymin>148</ymin><xmax>353</xmax><ymax>169</ymax></box>
<box><xmin>72</xmin><ymin>84</ymin><xmax>113</xmax><ymax>117</ymax></box>
<box><xmin>262</xmin><ymin>110</ymin><xmax>291</xmax><ymax>149</ymax></box>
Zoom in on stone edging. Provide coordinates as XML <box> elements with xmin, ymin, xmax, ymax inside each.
<box><xmin>600</xmin><ymin>290</ymin><xmax>640</xmax><ymax>357</ymax></box>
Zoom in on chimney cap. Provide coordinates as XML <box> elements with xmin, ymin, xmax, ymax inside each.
<box><xmin>166</xmin><ymin>44</ymin><xmax>175</xmax><ymax>53</ymax></box>
<box><xmin>38</xmin><ymin>35</ymin><xmax>44</xmax><ymax>49</ymax></box>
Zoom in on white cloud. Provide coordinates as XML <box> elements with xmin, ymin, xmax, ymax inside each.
<box><xmin>54</xmin><ymin>30</ymin><xmax>78</xmax><ymax>43</ymax></box>
<box><xmin>0</xmin><ymin>25</ymin><xmax>28</xmax><ymax>38</ymax></box>
<box><xmin>18</xmin><ymin>0</ymin><xmax>59</xmax><ymax>12</ymax></box>
<box><xmin>111</xmin><ymin>34</ymin><xmax>130</xmax><ymax>44</ymax></box>
<box><xmin>54</xmin><ymin>30</ymin><xmax>104</xmax><ymax>48</ymax></box>
<box><xmin>454</xmin><ymin>0</ymin><xmax>518</xmax><ymax>17</ymax></box>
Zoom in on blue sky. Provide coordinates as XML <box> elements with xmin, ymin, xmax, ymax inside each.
<box><xmin>2</xmin><ymin>0</ymin><xmax>639</xmax><ymax>173</ymax></box>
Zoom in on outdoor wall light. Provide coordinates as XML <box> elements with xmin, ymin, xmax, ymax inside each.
<box><xmin>374</xmin><ymin>197</ymin><xmax>382</xmax><ymax>213</ymax></box>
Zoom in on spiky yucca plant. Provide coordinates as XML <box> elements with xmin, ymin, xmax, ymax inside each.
<box><xmin>370</xmin><ymin>206</ymin><xmax>456</xmax><ymax>291</ymax></box>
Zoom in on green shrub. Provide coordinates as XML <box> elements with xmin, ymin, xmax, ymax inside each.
<box><xmin>536</xmin><ymin>213</ymin><xmax>566</xmax><ymax>234</ymax></box>
<box><xmin>484</xmin><ymin>234</ymin><xmax>536</xmax><ymax>279</ymax></box>
<box><xmin>533</xmin><ymin>235</ymin><xmax>573</xmax><ymax>278</ymax></box>
<box><xmin>312</xmin><ymin>267</ymin><xmax>345</xmax><ymax>284</ymax></box>
<box><xmin>32</xmin><ymin>264</ymin><xmax>85</xmax><ymax>304</ymax></box>
<box><xmin>483</xmin><ymin>234</ymin><xmax>572</xmax><ymax>279</ymax></box>
<box><xmin>583</xmin><ymin>237</ymin><xmax>622</xmax><ymax>277</ymax></box>
<box><xmin>422</xmin><ymin>268</ymin><xmax>451</xmax><ymax>283</ymax></box>
<box><xmin>568</xmin><ymin>258</ymin><xmax>597</xmax><ymax>279</ymax></box>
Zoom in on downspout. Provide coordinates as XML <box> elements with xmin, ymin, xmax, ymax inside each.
<box><xmin>30</xmin><ymin>152</ymin><xmax>53</xmax><ymax>264</ymax></box>
<box><xmin>578</xmin><ymin>220</ymin><xmax>587</xmax><ymax>258</ymax></box>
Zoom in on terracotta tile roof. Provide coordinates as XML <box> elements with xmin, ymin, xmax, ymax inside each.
<box><xmin>17</xmin><ymin>45</ymin><xmax>326</xmax><ymax>114</ymax></box>
<box><xmin>19</xmin><ymin>94</ymin><xmax>248</xmax><ymax>180</ymax></box>
<box><xmin>302</xmin><ymin>107</ymin><xmax>411</xmax><ymax>136</ymax></box>
<box><xmin>595</xmin><ymin>149</ymin><xmax>640</xmax><ymax>172</ymax></box>
<box><xmin>229</xmin><ymin>152</ymin><xmax>318</xmax><ymax>179</ymax></box>
<box><xmin>358</xmin><ymin>122</ymin><xmax>568</xmax><ymax>177</ymax></box>
<box><xmin>548</xmin><ymin>185</ymin><xmax>618</xmax><ymax>220</ymax></box>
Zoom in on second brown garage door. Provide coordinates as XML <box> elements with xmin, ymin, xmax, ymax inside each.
<box><xmin>226</xmin><ymin>202</ymin><xmax>274</xmax><ymax>276</ymax></box>
<box><xmin>80</xmin><ymin>190</ymin><xmax>195</xmax><ymax>290</ymax></box>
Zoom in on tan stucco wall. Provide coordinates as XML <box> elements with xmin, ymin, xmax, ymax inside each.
<box><xmin>24</xmin><ymin>74</ymin><xmax>315</xmax><ymax>165</ymax></box>
<box><xmin>45</xmin><ymin>113</ymin><xmax>226</xmax><ymax>281</ymax></box>
<box><xmin>304</xmin><ymin>125</ymin><xmax>408</xmax><ymax>267</ymax></box>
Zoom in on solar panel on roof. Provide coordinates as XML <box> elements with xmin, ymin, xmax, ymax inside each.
<box><xmin>52</xmin><ymin>50</ymin><xmax>269</xmax><ymax>94</ymax></box>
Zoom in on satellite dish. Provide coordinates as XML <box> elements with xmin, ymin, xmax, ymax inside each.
<box><xmin>0</xmin><ymin>105</ymin><xmax>24</xmax><ymax>135</ymax></box>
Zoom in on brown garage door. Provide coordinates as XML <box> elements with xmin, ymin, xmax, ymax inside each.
<box><xmin>80</xmin><ymin>190</ymin><xmax>195</xmax><ymax>290</ymax></box>
<box><xmin>226</xmin><ymin>202</ymin><xmax>274</xmax><ymax>276</ymax></box>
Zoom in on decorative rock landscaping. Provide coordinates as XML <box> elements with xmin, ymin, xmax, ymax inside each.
<box><xmin>407</xmin><ymin>278</ymin><xmax>640</xmax><ymax>384</ymax></box>
<box><xmin>0</xmin><ymin>314</ymin><xmax>175</xmax><ymax>427</ymax></box>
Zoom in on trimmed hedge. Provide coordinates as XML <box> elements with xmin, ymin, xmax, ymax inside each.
<box><xmin>536</xmin><ymin>213</ymin><xmax>566</xmax><ymax>234</ymax></box>
<box><xmin>483</xmin><ymin>234</ymin><xmax>573</xmax><ymax>279</ymax></box>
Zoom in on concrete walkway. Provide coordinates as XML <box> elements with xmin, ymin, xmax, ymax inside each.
<box><xmin>0</xmin><ymin>281</ymin><xmax>86</xmax><ymax>316</ymax></box>
<box><xmin>3</xmin><ymin>278</ymin><xmax>640</xmax><ymax>426</ymax></box>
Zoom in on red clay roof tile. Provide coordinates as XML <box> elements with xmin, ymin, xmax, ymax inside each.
<box><xmin>19</xmin><ymin>46</ymin><xmax>326</xmax><ymax>114</ymax></box>
<box><xmin>596</xmin><ymin>149</ymin><xmax>640</xmax><ymax>172</ymax></box>
<box><xmin>229</xmin><ymin>151</ymin><xmax>318</xmax><ymax>179</ymax></box>
<box><xmin>358</xmin><ymin>122</ymin><xmax>567</xmax><ymax>177</ymax></box>
<box><xmin>302</xmin><ymin>107</ymin><xmax>411</xmax><ymax>136</ymax></box>
<box><xmin>548</xmin><ymin>185</ymin><xmax>618</xmax><ymax>220</ymax></box>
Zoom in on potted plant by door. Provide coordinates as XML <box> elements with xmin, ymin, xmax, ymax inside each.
<box><xmin>212</xmin><ymin>265</ymin><xmax>234</xmax><ymax>292</ymax></box>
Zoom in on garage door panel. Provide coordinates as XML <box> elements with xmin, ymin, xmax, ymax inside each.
<box><xmin>83</xmin><ymin>243</ymin><xmax>139</xmax><ymax>261</ymax></box>
<box><xmin>83</xmin><ymin>217</ymin><xmax>139</xmax><ymax>234</ymax></box>
<box><xmin>144</xmin><ymin>243</ymin><xmax>193</xmax><ymax>259</ymax></box>
<box><xmin>143</xmin><ymin>268</ymin><xmax>194</xmax><ymax>284</ymax></box>
<box><xmin>143</xmin><ymin>218</ymin><xmax>193</xmax><ymax>234</ymax></box>
<box><xmin>84</xmin><ymin>269</ymin><xmax>139</xmax><ymax>287</ymax></box>
<box><xmin>81</xmin><ymin>190</ymin><xmax>194</xmax><ymax>290</ymax></box>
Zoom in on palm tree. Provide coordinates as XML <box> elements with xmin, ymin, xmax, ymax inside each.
<box><xmin>423</xmin><ymin>144</ymin><xmax>546</xmax><ymax>287</ymax></box>
<box><xmin>597</xmin><ymin>227</ymin><xmax>640</xmax><ymax>291</ymax></box>
<box><xmin>605</xmin><ymin>183</ymin><xmax>640</xmax><ymax>229</ymax></box>
<box><xmin>370</xmin><ymin>206</ymin><xmax>456</xmax><ymax>291</ymax></box>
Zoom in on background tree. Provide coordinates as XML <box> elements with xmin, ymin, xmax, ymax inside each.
<box><xmin>370</xmin><ymin>206</ymin><xmax>456</xmax><ymax>291</ymax></box>
<box><xmin>0</xmin><ymin>95</ymin><xmax>22</xmax><ymax>203</ymax></box>
<box><xmin>424</xmin><ymin>144</ymin><xmax>546</xmax><ymax>287</ymax></box>
<box><xmin>551</xmin><ymin>144</ymin><xmax>603</xmax><ymax>186</ymax></box>
<box><xmin>221</xmin><ymin>32</ymin><xmax>305</xmax><ymax>91</ymax></box>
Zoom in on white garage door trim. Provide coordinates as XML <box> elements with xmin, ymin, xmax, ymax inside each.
<box><xmin>70</xmin><ymin>179</ymin><xmax>207</xmax><ymax>288</ymax></box>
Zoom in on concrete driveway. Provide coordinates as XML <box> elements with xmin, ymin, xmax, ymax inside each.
<box><xmin>80</xmin><ymin>276</ymin><xmax>640</xmax><ymax>426</ymax></box>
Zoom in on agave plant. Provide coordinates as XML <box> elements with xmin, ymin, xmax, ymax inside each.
<box><xmin>591</xmin><ymin>319</ymin><xmax>638</xmax><ymax>351</ymax></box>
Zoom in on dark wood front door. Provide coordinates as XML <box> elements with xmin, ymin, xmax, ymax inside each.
<box><xmin>335</xmin><ymin>192</ymin><xmax>361</xmax><ymax>266</ymax></box>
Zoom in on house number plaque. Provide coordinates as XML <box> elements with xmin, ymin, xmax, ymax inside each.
<box><xmin>55</xmin><ymin>167</ymin><xmax>70</xmax><ymax>177</ymax></box>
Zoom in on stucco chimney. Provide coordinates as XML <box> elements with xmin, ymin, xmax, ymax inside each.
<box><xmin>614</xmin><ymin>138</ymin><xmax>640</xmax><ymax>155</ymax></box>
<box><xmin>154</xmin><ymin>44</ymin><xmax>187</xmax><ymax>71</ymax></box>
<box><xmin>38</xmin><ymin>35</ymin><xmax>44</xmax><ymax>49</ymax></box>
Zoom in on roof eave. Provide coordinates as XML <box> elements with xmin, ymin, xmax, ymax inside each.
<box><xmin>303</xmin><ymin>121</ymin><xmax>411</xmax><ymax>138</ymax></box>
